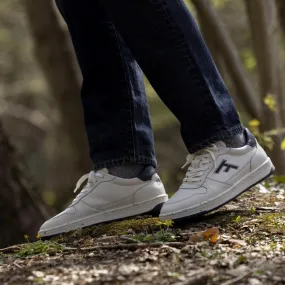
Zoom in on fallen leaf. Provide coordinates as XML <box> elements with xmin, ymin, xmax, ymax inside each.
<box><xmin>229</xmin><ymin>239</ymin><xmax>247</xmax><ymax>247</ymax></box>
<box><xmin>190</xmin><ymin>228</ymin><xmax>219</xmax><ymax>244</ymax></box>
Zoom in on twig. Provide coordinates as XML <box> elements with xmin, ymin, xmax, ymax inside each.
<box><xmin>221</xmin><ymin>269</ymin><xmax>254</xmax><ymax>285</ymax></box>
<box><xmin>178</xmin><ymin>268</ymin><xmax>215</xmax><ymax>285</ymax></box>
<box><xmin>63</xmin><ymin>242</ymin><xmax>185</xmax><ymax>252</ymax></box>
<box><xmin>13</xmin><ymin>261</ymin><xmax>23</xmax><ymax>269</ymax></box>
<box><xmin>0</xmin><ymin>245</ymin><xmax>22</xmax><ymax>254</ymax></box>
<box><xmin>256</xmin><ymin>207</ymin><xmax>281</xmax><ymax>212</ymax></box>
<box><xmin>0</xmin><ymin>99</ymin><xmax>51</xmax><ymax>131</ymax></box>
<box><xmin>120</xmin><ymin>236</ymin><xmax>139</xmax><ymax>243</ymax></box>
<box><xmin>96</xmin><ymin>236</ymin><xmax>117</xmax><ymax>241</ymax></box>
<box><xmin>181</xmin><ymin>274</ymin><xmax>211</xmax><ymax>285</ymax></box>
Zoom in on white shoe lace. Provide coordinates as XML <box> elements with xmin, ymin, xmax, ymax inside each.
<box><xmin>181</xmin><ymin>145</ymin><xmax>218</xmax><ymax>183</ymax></box>
<box><xmin>73</xmin><ymin>171</ymin><xmax>104</xmax><ymax>201</ymax></box>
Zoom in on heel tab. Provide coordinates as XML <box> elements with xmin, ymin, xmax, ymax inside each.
<box><xmin>138</xmin><ymin>166</ymin><xmax>156</xmax><ymax>181</ymax></box>
<box><xmin>245</xmin><ymin>128</ymin><xmax>256</xmax><ymax>147</ymax></box>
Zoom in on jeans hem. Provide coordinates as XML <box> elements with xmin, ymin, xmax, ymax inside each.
<box><xmin>93</xmin><ymin>156</ymin><xmax>157</xmax><ymax>171</ymax></box>
<box><xmin>187</xmin><ymin>124</ymin><xmax>244</xmax><ymax>153</ymax></box>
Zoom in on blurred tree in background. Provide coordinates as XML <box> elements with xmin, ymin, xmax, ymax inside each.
<box><xmin>1</xmin><ymin>0</ymin><xmax>285</xmax><ymax>246</ymax></box>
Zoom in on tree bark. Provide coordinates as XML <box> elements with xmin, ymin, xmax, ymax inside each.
<box><xmin>276</xmin><ymin>0</ymin><xmax>285</xmax><ymax>39</ymax></box>
<box><xmin>22</xmin><ymin>0</ymin><xmax>91</xmax><ymax>182</ymax></box>
<box><xmin>245</xmin><ymin>0</ymin><xmax>285</xmax><ymax>172</ymax></box>
<box><xmin>197</xmin><ymin>12</ymin><xmax>239</xmax><ymax>110</ymax></box>
<box><xmin>191</xmin><ymin>0</ymin><xmax>261</xmax><ymax>120</ymax></box>
<box><xmin>275</xmin><ymin>0</ymin><xmax>285</xmax><ymax>124</ymax></box>
<box><xmin>0</xmin><ymin>122</ymin><xmax>51</xmax><ymax>248</ymax></box>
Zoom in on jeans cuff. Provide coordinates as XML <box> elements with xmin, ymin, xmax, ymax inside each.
<box><xmin>187</xmin><ymin>124</ymin><xmax>244</xmax><ymax>153</ymax></box>
<box><xmin>93</xmin><ymin>155</ymin><xmax>157</xmax><ymax>171</ymax></box>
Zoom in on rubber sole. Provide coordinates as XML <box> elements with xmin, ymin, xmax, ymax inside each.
<box><xmin>160</xmin><ymin>158</ymin><xmax>275</xmax><ymax>221</ymax></box>
<box><xmin>39</xmin><ymin>195</ymin><xmax>168</xmax><ymax>238</ymax></box>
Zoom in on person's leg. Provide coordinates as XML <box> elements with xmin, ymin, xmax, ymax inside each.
<box><xmin>38</xmin><ymin>0</ymin><xmax>168</xmax><ymax>237</ymax></box>
<box><xmin>99</xmin><ymin>0</ymin><xmax>243</xmax><ymax>152</ymax></box>
<box><xmin>56</xmin><ymin>0</ymin><xmax>156</xmax><ymax>171</ymax></box>
<box><xmin>97</xmin><ymin>0</ymin><xmax>274</xmax><ymax>220</ymax></box>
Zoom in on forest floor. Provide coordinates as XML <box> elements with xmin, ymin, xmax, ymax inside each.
<box><xmin>0</xmin><ymin>179</ymin><xmax>284</xmax><ymax>285</ymax></box>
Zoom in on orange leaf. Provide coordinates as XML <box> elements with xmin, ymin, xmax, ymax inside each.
<box><xmin>190</xmin><ymin>232</ymin><xmax>204</xmax><ymax>242</ymax></box>
<box><xmin>203</xmin><ymin>227</ymin><xmax>219</xmax><ymax>244</ymax></box>
<box><xmin>190</xmin><ymin>227</ymin><xmax>219</xmax><ymax>244</ymax></box>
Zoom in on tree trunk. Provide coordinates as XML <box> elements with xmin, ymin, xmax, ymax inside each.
<box><xmin>22</xmin><ymin>0</ymin><xmax>92</xmax><ymax>202</ymax></box>
<box><xmin>191</xmin><ymin>0</ymin><xmax>262</xmax><ymax>120</ymax></box>
<box><xmin>276</xmin><ymin>0</ymin><xmax>285</xmax><ymax>39</ymax></box>
<box><xmin>275</xmin><ymin>0</ymin><xmax>285</xmax><ymax>123</ymax></box>
<box><xmin>0</xmin><ymin>122</ymin><xmax>51</xmax><ymax>248</ymax></box>
<box><xmin>197</xmin><ymin>12</ymin><xmax>239</xmax><ymax>110</ymax></box>
<box><xmin>245</xmin><ymin>0</ymin><xmax>285</xmax><ymax>173</ymax></box>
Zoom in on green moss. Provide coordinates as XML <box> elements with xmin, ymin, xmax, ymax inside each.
<box><xmin>52</xmin><ymin>217</ymin><xmax>162</xmax><ymax>242</ymax></box>
<box><xmin>132</xmin><ymin>231</ymin><xmax>176</xmax><ymax>243</ymax></box>
<box><xmin>88</xmin><ymin>217</ymin><xmax>161</xmax><ymax>237</ymax></box>
<box><xmin>16</xmin><ymin>240</ymin><xmax>64</xmax><ymax>257</ymax></box>
<box><xmin>257</xmin><ymin>213</ymin><xmax>285</xmax><ymax>233</ymax></box>
<box><xmin>235</xmin><ymin>255</ymin><xmax>248</xmax><ymax>266</ymax></box>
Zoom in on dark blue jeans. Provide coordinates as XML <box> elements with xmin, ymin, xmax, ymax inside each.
<box><xmin>55</xmin><ymin>0</ymin><xmax>243</xmax><ymax>170</ymax></box>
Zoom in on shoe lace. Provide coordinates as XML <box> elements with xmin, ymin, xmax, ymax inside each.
<box><xmin>181</xmin><ymin>145</ymin><xmax>218</xmax><ymax>183</ymax></box>
<box><xmin>73</xmin><ymin>171</ymin><xmax>104</xmax><ymax>201</ymax></box>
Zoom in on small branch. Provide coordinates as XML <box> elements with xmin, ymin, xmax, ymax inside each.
<box><xmin>181</xmin><ymin>273</ymin><xmax>213</xmax><ymax>285</ymax></box>
<box><xmin>13</xmin><ymin>261</ymin><xmax>23</xmax><ymax>269</ymax></box>
<box><xmin>120</xmin><ymin>236</ymin><xmax>139</xmax><ymax>243</ymax></box>
<box><xmin>0</xmin><ymin>99</ymin><xmax>51</xmax><ymax>131</ymax></box>
<box><xmin>221</xmin><ymin>269</ymin><xmax>254</xmax><ymax>285</ymax></box>
<box><xmin>256</xmin><ymin>207</ymin><xmax>282</xmax><ymax>212</ymax></box>
<box><xmin>0</xmin><ymin>245</ymin><xmax>22</xmax><ymax>254</ymax></box>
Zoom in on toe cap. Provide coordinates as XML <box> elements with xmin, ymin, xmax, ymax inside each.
<box><xmin>38</xmin><ymin>207</ymin><xmax>76</xmax><ymax>237</ymax></box>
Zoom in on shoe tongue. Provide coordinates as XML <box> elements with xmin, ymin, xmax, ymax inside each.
<box><xmin>191</xmin><ymin>159</ymin><xmax>200</xmax><ymax>169</ymax></box>
<box><xmin>89</xmin><ymin>168</ymin><xmax>109</xmax><ymax>182</ymax></box>
<box><xmin>97</xmin><ymin>168</ymin><xmax>109</xmax><ymax>174</ymax></box>
<box><xmin>214</xmin><ymin>141</ymin><xmax>226</xmax><ymax>148</ymax></box>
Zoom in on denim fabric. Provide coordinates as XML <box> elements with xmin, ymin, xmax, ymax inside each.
<box><xmin>55</xmin><ymin>0</ymin><xmax>243</xmax><ymax>170</ymax></box>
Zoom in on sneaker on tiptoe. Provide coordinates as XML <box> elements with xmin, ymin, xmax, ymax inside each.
<box><xmin>39</xmin><ymin>166</ymin><xmax>168</xmax><ymax>237</ymax></box>
<box><xmin>159</xmin><ymin>129</ymin><xmax>275</xmax><ymax>221</ymax></box>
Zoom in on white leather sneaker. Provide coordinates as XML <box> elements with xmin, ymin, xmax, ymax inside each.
<box><xmin>39</xmin><ymin>166</ymin><xmax>168</xmax><ymax>237</ymax></box>
<box><xmin>160</xmin><ymin>129</ymin><xmax>274</xmax><ymax>221</ymax></box>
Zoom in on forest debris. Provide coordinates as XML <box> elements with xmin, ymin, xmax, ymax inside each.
<box><xmin>0</xmin><ymin>245</ymin><xmax>22</xmax><ymax>254</ymax></box>
<box><xmin>221</xmin><ymin>268</ymin><xmax>254</xmax><ymax>285</ymax></box>
<box><xmin>228</xmin><ymin>239</ymin><xmax>247</xmax><ymax>247</ymax></box>
<box><xmin>118</xmin><ymin>263</ymin><xmax>139</xmax><ymax>275</ymax></box>
<box><xmin>189</xmin><ymin>227</ymin><xmax>219</xmax><ymax>244</ymax></box>
<box><xmin>0</xmin><ymin>185</ymin><xmax>284</xmax><ymax>285</ymax></box>
<box><xmin>248</xmin><ymin>278</ymin><xmax>262</xmax><ymax>285</ymax></box>
<box><xmin>32</xmin><ymin>271</ymin><xmax>45</xmax><ymax>278</ymax></box>
<box><xmin>13</xmin><ymin>260</ymin><xmax>23</xmax><ymax>269</ymax></box>
<box><xmin>256</xmin><ymin>184</ymin><xmax>269</xmax><ymax>193</ymax></box>
<box><xmin>120</xmin><ymin>235</ymin><xmax>139</xmax><ymax>243</ymax></box>
<box><xmin>175</xmin><ymin>269</ymin><xmax>216</xmax><ymax>285</ymax></box>
<box><xmin>227</xmin><ymin>265</ymin><xmax>251</xmax><ymax>277</ymax></box>
<box><xmin>256</xmin><ymin>207</ymin><xmax>281</xmax><ymax>212</ymax></box>
<box><xmin>63</xmin><ymin>242</ymin><xmax>185</xmax><ymax>252</ymax></box>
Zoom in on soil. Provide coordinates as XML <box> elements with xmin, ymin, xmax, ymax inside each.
<box><xmin>0</xmin><ymin>181</ymin><xmax>284</xmax><ymax>285</ymax></box>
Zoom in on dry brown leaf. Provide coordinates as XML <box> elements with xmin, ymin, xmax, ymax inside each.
<box><xmin>190</xmin><ymin>228</ymin><xmax>219</xmax><ymax>244</ymax></box>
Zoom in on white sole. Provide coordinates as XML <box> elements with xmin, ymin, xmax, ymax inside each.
<box><xmin>160</xmin><ymin>158</ymin><xmax>274</xmax><ymax>220</ymax></box>
<box><xmin>40</xmin><ymin>195</ymin><xmax>168</xmax><ymax>237</ymax></box>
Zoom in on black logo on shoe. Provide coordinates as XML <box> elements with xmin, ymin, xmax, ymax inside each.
<box><xmin>215</xmin><ymin>160</ymin><xmax>239</xmax><ymax>174</ymax></box>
